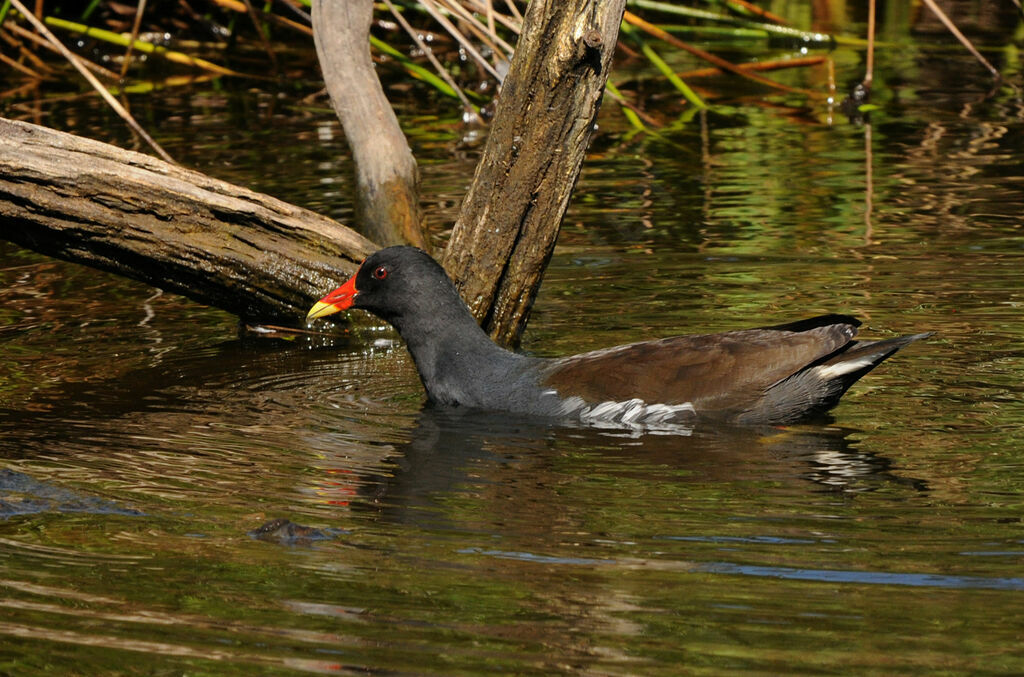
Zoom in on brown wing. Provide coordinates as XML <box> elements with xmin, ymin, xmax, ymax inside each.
<box><xmin>541</xmin><ymin>320</ymin><xmax>858</xmax><ymax>416</ymax></box>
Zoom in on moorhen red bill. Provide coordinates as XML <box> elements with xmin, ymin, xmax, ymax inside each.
<box><xmin>308</xmin><ymin>246</ymin><xmax>931</xmax><ymax>427</ymax></box>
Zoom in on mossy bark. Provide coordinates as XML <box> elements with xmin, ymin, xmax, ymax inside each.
<box><xmin>442</xmin><ymin>0</ymin><xmax>626</xmax><ymax>346</ymax></box>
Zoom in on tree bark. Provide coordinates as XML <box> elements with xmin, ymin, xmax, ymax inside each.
<box><xmin>0</xmin><ymin>0</ymin><xmax>623</xmax><ymax>337</ymax></box>
<box><xmin>442</xmin><ymin>0</ymin><xmax>626</xmax><ymax>346</ymax></box>
<box><xmin>0</xmin><ymin>117</ymin><xmax>375</xmax><ymax>322</ymax></box>
<box><xmin>312</xmin><ymin>0</ymin><xmax>427</xmax><ymax>249</ymax></box>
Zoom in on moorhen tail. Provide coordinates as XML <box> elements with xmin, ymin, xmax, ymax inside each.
<box><xmin>308</xmin><ymin>247</ymin><xmax>931</xmax><ymax>427</ymax></box>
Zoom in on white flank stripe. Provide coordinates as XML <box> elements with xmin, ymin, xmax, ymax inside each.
<box><xmin>558</xmin><ymin>396</ymin><xmax>697</xmax><ymax>427</ymax></box>
<box><xmin>815</xmin><ymin>356</ymin><xmax>877</xmax><ymax>379</ymax></box>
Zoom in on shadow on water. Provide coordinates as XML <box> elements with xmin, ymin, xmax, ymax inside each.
<box><xmin>365</xmin><ymin>407</ymin><xmax>932</xmax><ymax>528</ymax></box>
<box><xmin>3</xmin><ymin>332</ymin><xmax>927</xmax><ymax>523</ymax></box>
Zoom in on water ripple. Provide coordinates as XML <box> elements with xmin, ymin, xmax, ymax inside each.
<box><xmin>463</xmin><ymin>547</ymin><xmax>1024</xmax><ymax>591</ymax></box>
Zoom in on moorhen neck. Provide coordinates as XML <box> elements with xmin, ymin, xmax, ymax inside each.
<box><xmin>307</xmin><ymin>247</ymin><xmax>931</xmax><ymax>427</ymax></box>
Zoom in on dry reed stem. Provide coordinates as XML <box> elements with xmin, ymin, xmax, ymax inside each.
<box><xmin>416</xmin><ymin>0</ymin><xmax>502</xmax><ymax>80</ymax></box>
<box><xmin>5</xmin><ymin>20</ymin><xmax>119</xmax><ymax>79</ymax></box>
<box><xmin>120</xmin><ymin>0</ymin><xmax>148</xmax><ymax>78</ymax></box>
<box><xmin>7</xmin><ymin>0</ymin><xmax>176</xmax><ymax>164</ymax></box>
<box><xmin>436</xmin><ymin>0</ymin><xmax>514</xmax><ymax>58</ymax></box>
<box><xmin>382</xmin><ymin>0</ymin><xmax>476</xmax><ymax>113</ymax></box>
<box><xmin>920</xmin><ymin>0</ymin><xmax>1000</xmax><ymax>79</ymax></box>
<box><xmin>624</xmin><ymin>10</ymin><xmax>823</xmax><ymax>99</ymax></box>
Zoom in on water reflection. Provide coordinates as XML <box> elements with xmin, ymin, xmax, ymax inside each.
<box><xmin>2</xmin><ymin>322</ymin><xmax>933</xmax><ymax>539</ymax></box>
<box><xmin>3</xmin><ymin>19</ymin><xmax>1024</xmax><ymax>671</ymax></box>
<box><xmin>1</xmin><ymin>272</ymin><xmax>1019</xmax><ymax>675</ymax></box>
<box><xmin>349</xmin><ymin>405</ymin><xmax>930</xmax><ymax>531</ymax></box>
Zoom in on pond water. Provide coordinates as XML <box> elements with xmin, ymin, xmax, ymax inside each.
<box><xmin>2</xmin><ymin>16</ymin><xmax>1024</xmax><ymax>675</ymax></box>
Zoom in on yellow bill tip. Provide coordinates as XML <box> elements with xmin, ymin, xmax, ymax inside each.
<box><xmin>306</xmin><ymin>301</ymin><xmax>342</xmax><ymax>321</ymax></box>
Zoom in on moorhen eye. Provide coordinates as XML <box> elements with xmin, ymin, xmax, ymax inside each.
<box><xmin>373</xmin><ymin>266</ymin><xmax>388</xmax><ymax>280</ymax></box>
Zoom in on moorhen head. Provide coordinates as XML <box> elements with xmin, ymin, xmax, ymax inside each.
<box><xmin>308</xmin><ymin>246</ymin><xmax>931</xmax><ymax>428</ymax></box>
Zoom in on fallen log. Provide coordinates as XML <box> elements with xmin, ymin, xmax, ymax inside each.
<box><xmin>0</xmin><ymin>117</ymin><xmax>376</xmax><ymax>323</ymax></box>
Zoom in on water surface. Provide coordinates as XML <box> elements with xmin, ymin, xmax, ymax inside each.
<box><xmin>2</xmin><ymin>18</ymin><xmax>1024</xmax><ymax>675</ymax></box>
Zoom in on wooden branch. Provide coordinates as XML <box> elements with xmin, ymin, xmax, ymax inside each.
<box><xmin>0</xmin><ymin>117</ymin><xmax>376</xmax><ymax>322</ymax></box>
<box><xmin>312</xmin><ymin>0</ymin><xmax>427</xmax><ymax>249</ymax></box>
<box><xmin>2</xmin><ymin>1</ymin><xmax>622</xmax><ymax>340</ymax></box>
<box><xmin>442</xmin><ymin>0</ymin><xmax>627</xmax><ymax>346</ymax></box>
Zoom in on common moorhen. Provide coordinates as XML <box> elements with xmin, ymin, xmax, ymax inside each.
<box><xmin>308</xmin><ymin>247</ymin><xmax>931</xmax><ymax>426</ymax></box>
